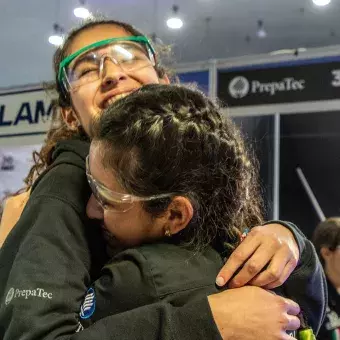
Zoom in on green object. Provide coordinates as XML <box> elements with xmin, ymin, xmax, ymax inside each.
<box><xmin>58</xmin><ymin>35</ymin><xmax>155</xmax><ymax>84</ymax></box>
<box><xmin>297</xmin><ymin>328</ymin><xmax>316</xmax><ymax>340</ymax></box>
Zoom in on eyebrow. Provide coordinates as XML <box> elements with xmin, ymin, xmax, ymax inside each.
<box><xmin>69</xmin><ymin>53</ymin><xmax>98</xmax><ymax>71</ymax></box>
<box><xmin>120</xmin><ymin>42</ymin><xmax>148</xmax><ymax>53</ymax></box>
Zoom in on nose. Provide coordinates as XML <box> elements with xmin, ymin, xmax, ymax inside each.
<box><xmin>86</xmin><ymin>194</ymin><xmax>104</xmax><ymax>220</ymax></box>
<box><xmin>100</xmin><ymin>57</ymin><xmax>127</xmax><ymax>90</ymax></box>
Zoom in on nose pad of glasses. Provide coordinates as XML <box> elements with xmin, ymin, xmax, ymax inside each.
<box><xmin>100</xmin><ymin>55</ymin><xmax>123</xmax><ymax>75</ymax></box>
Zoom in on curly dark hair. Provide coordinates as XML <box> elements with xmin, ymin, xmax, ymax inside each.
<box><xmin>24</xmin><ymin>15</ymin><xmax>168</xmax><ymax>187</ymax></box>
<box><xmin>91</xmin><ymin>84</ymin><xmax>263</xmax><ymax>255</ymax></box>
<box><xmin>312</xmin><ymin>217</ymin><xmax>340</xmax><ymax>266</ymax></box>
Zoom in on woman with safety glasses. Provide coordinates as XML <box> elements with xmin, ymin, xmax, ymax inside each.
<box><xmin>59</xmin><ymin>36</ymin><xmax>157</xmax><ymax>92</ymax></box>
<box><xmin>81</xmin><ymin>84</ymin><xmax>324</xmax><ymax>339</ymax></box>
<box><xmin>0</xmin><ymin>16</ymin><xmax>326</xmax><ymax>340</ymax></box>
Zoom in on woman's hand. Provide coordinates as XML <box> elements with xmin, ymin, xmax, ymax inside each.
<box><xmin>216</xmin><ymin>223</ymin><xmax>299</xmax><ymax>289</ymax></box>
<box><xmin>208</xmin><ymin>286</ymin><xmax>301</xmax><ymax>340</ymax></box>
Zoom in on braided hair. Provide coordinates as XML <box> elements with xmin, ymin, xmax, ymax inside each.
<box><xmin>92</xmin><ymin>84</ymin><xmax>263</xmax><ymax>255</ymax></box>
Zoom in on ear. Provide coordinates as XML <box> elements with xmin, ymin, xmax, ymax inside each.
<box><xmin>61</xmin><ymin>107</ymin><xmax>80</xmax><ymax>130</ymax></box>
<box><xmin>164</xmin><ymin>196</ymin><xmax>194</xmax><ymax>235</ymax></box>
<box><xmin>159</xmin><ymin>74</ymin><xmax>170</xmax><ymax>85</ymax></box>
<box><xmin>320</xmin><ymin>246</ymin><xmax>332</xmax><ymax>262</ymax></box>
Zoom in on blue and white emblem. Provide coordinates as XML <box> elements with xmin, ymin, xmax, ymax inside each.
<box><xmin>79</xmin><ymin>288</ymin><xmax>96</xmax><ymax>319</ymax></box>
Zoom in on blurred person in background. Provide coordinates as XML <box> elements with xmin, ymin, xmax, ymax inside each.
<box><xmin>312</xmin><ymin>218</ymin><xmax>340</xmax><ymax>339</ymax></box>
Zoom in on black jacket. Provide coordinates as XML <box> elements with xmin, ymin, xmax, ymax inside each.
<box><xmin>269</xmin><ymin>221</ymin><xmax>328</xmax><ymax>336</ymax></box>
<box><xmin>79</xmin><ymin>237</ymin><xmax>327</xmax><ymax>339</ymax></box>
<box><xmin>79</xmin><ymin>242</ymin><xmax>223</xmax><ymax>330</ymax></box>
<box><xmin>0</xmin><ymin>139</ymin><xmax>327</xmax><ymax>339</ymax></box>
<box><xmin>317</xmin><ymin>279</ymin><xmax>340</xmax><ymax>340</ymax></box>
<box><xmin>80</xmin><ymin>222</ymin><xmax>326</xmax><ymax>338</ymax></box>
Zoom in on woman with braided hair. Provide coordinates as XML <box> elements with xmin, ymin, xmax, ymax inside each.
<box><xmin>87</xmin><ymin>83</ymin><xmax>261</xmax><ymax>257</ymax></box>
<box><xmin>83</xmin><ymin>83</ymin><xmax>324</xmax><ymax>338</ymax></box>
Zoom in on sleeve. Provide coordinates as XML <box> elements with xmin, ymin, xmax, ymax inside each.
<box><xmin>269</xmin><ymin>221</ymin><xmax>327</xmax><ymax>335</ymax></box>
<box><xmin>0</xmin><ymin>162</ymin><xmax>106</xmax><ymax>340</ymax></box>
<box><xmin>72</xmin><ymin>297</ymin><xmax>222</xmax><ymax>340</ymax></box>
<box><xmin>0</xmin><ymin>195</ymin><xmax>105</xmax><ymax>340</ymax></box>
<box><xmin>80</xmin><ymin>250</ymin><xmax>158</xmax><ymax>325</ymax></box>
<box><xmin>78</xmin><ymin>251</ymin><xmax>222</xmax><ymax>339</ymax></box>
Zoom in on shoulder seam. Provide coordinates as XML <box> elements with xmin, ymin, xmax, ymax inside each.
<box><xmin>135</xmin><ymin>249</ymin><xmax>163</xmax><ymax>302</ymax></box>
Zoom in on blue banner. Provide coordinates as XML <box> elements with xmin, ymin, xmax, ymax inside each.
<box><xmin>177</xmin><ymin>71</ymin><xmax>209</xmax><ymax>95</ymax></box>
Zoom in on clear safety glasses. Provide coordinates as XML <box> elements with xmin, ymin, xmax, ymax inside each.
<box><xmin>86</xmin><ymin>156</ymin><xmax>175</xmax><ymax>213</ymax></box>
<box><xmin>58</xmin><ymin>36</ymin><xmax>156</xmax><ymax>92</ymax></box>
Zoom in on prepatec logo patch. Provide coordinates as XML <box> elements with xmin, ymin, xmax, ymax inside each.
<box><xmin>80</xmin><ymin>288</ymin><xmax>96</xmax><ymax>320</ymax></box>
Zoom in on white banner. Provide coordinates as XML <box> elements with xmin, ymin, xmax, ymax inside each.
<box><xmin>0</xmin><ymin>144</ymin><xmax>41</xmax><ymax>201</ymax></box>
<box><xmin>0</xmin><ymin>88</ymin><xmax>54</xmax><ymax>145</ymax></box>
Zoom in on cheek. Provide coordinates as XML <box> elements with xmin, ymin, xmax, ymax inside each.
<box><xmin>334</xmin><ymin>253</ymin><xmax>340</xmax><ymax>270</ymax></box>
<box><xmin>103</xmin><ymin>211</ymin><xmax>140</xmax><ymax>242</ymax></box>
<box><xmin>70</xmin><ymin>85</ymin><xmax>100</xmax><ymax>122</ymax></box>
<box><xmin>72</xmin><ymin>88</ymin><xmax>92</xmax><ymax>109</ymax></box>
<box><xmin>103</xmin><ymin>212</ymin><xmax>119</xmax><ymax>234</ymax></box>
<box><xmin>132</xmin><ymin>67</ymin><xmax>160</xmax><ymax>85</ymax></box>
<box><xmin>103</xmin><ymin>208</ymin><xmax>156</xmax><ymax>247</ymax></box>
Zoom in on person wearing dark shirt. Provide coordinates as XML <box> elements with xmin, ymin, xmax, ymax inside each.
<box><xmin>82</xmin><ymin>84</ymin><xmax>325</xmax><ymax>337</ymax></box>
<box><xmin>312</xmin><ymin>218</ymin><xmax>340</xmax><ymax>340</ymax></box>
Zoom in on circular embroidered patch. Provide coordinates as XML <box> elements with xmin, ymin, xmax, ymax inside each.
<box><xmin>79</xmin><ymin>288</ymin><xmax>96</xmax><ymax>320</ymax></box>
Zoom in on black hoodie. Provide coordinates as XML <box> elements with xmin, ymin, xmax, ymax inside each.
<box><xmin>0</xmin><ymin>139</ymin><xmax>221</xmax><ymax>340</ymax></box>
<box><xmin>0</xmin><ymin>139</ymin><xmax>327</xmax><ymax>339</ymax></box>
